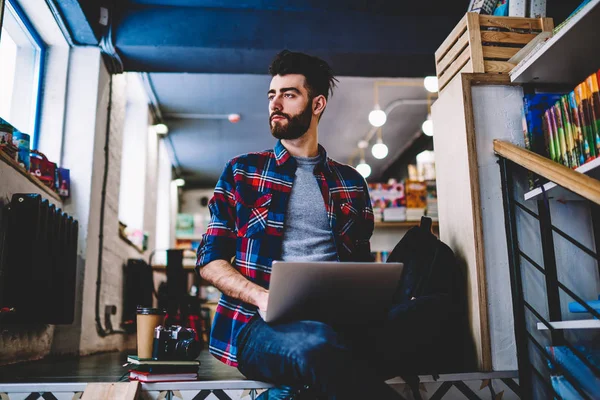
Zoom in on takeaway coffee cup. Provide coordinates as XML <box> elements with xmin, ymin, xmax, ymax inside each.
<box><xmin>136</xmin><ymin>307</ymin><xmax>166</xmax><ymax>359</ymax></box>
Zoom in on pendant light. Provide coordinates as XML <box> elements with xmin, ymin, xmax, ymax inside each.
<box><xmin>371</xmin><ymin>128</ymin><xmax>389</xmax><ymax>159</ymax></box>
<box><xmin>356</xmin><ymin>141</ymin><xmax>371</xmax><ymax>178</ymax></box>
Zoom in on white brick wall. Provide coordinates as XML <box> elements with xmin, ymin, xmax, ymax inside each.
<box><xmin>1</xmin><ymin>51</ymin><xmax>164</xmax><ymax>363</ymax></box>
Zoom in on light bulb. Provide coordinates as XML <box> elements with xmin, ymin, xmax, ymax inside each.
<box><xmin>422</xmin><ymin>117</ymin><xmax>433</xmax><ymax>136</ymax></box>
<box><xmin>153</xmin><ymin>123</ymin><xmax>169</xmax><ymax>134</ymax></box>
<box><xmin>356</xmin><ymin>161</ymin><xmax>371</xmax><ymax>178</ymax></box>
<box><xmin>371</xmin><ymin>139</ymin><xmax>388</xmax><ymax>159</ymax></box>
<box><xmin>174</xmin><ymin>178</ymin><xmax>185</xmax><ymax>187</ymax></box>
<box><xmin>368</xmin><ymin>106</ymin><xmax>387</xmax><ymax>127</ymax></box>
<box><xmin>424</xmin><ymin>76</ymin><xmax>439</xmax><ymax>93</ymax></box>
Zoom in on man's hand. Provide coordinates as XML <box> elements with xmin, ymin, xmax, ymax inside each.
<box><xmin>255</xmin><ymin>290</ymin><xmax>269</xmax><ymax>313</ymax></box>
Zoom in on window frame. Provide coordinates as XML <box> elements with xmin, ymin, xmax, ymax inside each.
<box><xmin>1</xmin><ymin>0</ymin><xmax>47</xmax><ymax>150</ymax></box>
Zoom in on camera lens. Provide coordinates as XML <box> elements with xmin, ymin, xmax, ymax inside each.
<box><xmin>175</xmin><ymin>338</ymin><xmax>201</xmax><ymax>360</ymax></box>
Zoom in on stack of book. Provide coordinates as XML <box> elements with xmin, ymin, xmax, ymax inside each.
<box><xmin>523</xmin><ymin>69</ymin><xmax>600</xmax><ymax>178</ymax></box>
<box><xmin>405</xmin><ymin>181</ymin><xmax>427</xmax><ymax>221</ymax></box>
<box><xmin>125</xmin><ymin>355</ymin><xmax>200</xmax><ymax>383</ymax></box>
<box><xmin>368</xmin><ymin>182</ymin><xmax>406</xmax><ymax>222</ymax></box>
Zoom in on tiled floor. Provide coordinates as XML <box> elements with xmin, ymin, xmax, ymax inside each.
<box><xmin>0</xmin><ymin>349</ymin><xmax>244</xmax><ymax>383</ymax></box>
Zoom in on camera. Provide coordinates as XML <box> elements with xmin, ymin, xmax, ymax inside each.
<box><xmin>152</xmin><ymin>325</ymin><xmax>201</xmax><ymax>361</ymax></box>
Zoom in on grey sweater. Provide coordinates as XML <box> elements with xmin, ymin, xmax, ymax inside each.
<box><xmin>280</xmin><ymin>155</ymin><xmax>338</xmax><ymax>261</ymax></box>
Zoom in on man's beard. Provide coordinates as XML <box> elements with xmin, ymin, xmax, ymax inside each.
<box><xmin>269</xmin><ymin>102</ymin><xmax>313</xmax><ymax>140</ymax></box>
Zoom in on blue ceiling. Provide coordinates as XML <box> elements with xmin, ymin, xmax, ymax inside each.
<box><xmin>54</xmin><ymin>0</ymin><xmax>584</xmax><ymax>187</ymax></box>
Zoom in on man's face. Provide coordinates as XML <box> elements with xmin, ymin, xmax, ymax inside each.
<box><xmin>268</xmin><ymin>74</ymin><xmax>313</xmax><ymax>140</ymax></box>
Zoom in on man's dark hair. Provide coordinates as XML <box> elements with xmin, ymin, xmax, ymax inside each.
<box><xmin>269</xmin><ymin>50</ymin><xmax>338</xmax><ymax>102</ymax></box>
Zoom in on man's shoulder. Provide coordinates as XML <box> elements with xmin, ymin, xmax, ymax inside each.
<box><xmin>228</xmin><ymin>149</ymin><xmax>276</xmax><ymax>168</ymax></box>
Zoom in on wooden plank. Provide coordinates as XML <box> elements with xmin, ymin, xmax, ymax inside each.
<box><xmin>83</xmin><ymin>382</ymin><xmax>140</xmax><ymax>400</ymax></box>
<box><xmin>484</xmin><ymin>60</ymin><xmax>516</xmax><ymax>74</ymax></box>
<box><xmin>432</xmin><ymin>73</ymin><xmax>490</xmax><ymax>371</ymax></box>
<box><xmin>540</xmin><ymin>17</ymin><xmax>554</xmax><ymax>32</ymax></box>
<box><xmin>435</xmin><ymin>15</ymin><xmax>468</xmax><ymax>63</ymax></box>
<box><xmin>493</xmin><ymin>140</ymin><xmax>600</xmax><ymax>205</ymax></box>
<box><xmin>482</xmin><ymin>46</ymin><xmax>520</xmax><ymax>59</ymax></box>
<box><xmin>480</xmin><ymin>31</ymin><xmax>538</xmax><ymax>45</ymax></box>
<box><xmin>438</xmin><ymin>46</ymin><xmax>471</xmax><ymax>92</ymax></box>
<box><xmin>478</xmin><ymin>15</ymin><xmax>543</xmax><ymax>30</ymax></box>
<box><xmin>0</xmin><ymin>148</ymin><xmax>62</xmax><ymax>202</ymax></box>
<box><xmin>436</xmin><ymin>31</ymin><xmax>469</xmax><ymax>77</ymax></box>
<box><xmin>461</xmin><ymin>74</ymin><xmax>492</xmax><ymax>371</ymax></box>
<box><xmin>466</xmin><ymin>72</ymin><xmax>514</xmax><ymax>86</ymax></box>
<box><xmin>466</xmin><ymin>13</ymin><xmax>485</xmax><ymax>73</ymax></box>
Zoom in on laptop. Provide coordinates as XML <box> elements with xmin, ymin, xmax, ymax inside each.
<box><xmin>261</xmin><ymin>261</ymin><xmax>403</xmax><ymax>325</ymax></box>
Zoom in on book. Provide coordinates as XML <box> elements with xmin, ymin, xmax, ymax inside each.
<box><xmin>568</xmin><ymin>91</ymin><xmax>588</xmax><ymax>164</ymax></box>
<box><xmin>587</xmin><ymin>73</ymin><xmax>600</xmax><ymax>156</ymax></box>
<box><xmin>575</xmin><ymin>83</ymin><xmax>596</xmax><ymax>159</ymax></box>
<box><xmin>560</xmin><ymin>96</ymin><xmax>579</xmax><ymax>168</ymax></box>
<box><xmin>523</xmin><ymin>93</ymin><xmax>563</xmax><ymax>159</ymax></box>
<box><xmin>128</xmin><ymin>364</ymin><xmax>199</xmax><ymax>374</ymax></box>
<box><xmin>129</xmin><ymin>370</ymin><xmax>198</xmax><ymax>382</ymax></box>
<box><xmin>553</xmin><ymin>102</ymin><xmax>570</xmax><ymax>167</ymax></box>
<box><xmin>542</xmin><ymin>110</ymin><xmax>555</xmax><ymax>162</ymax></box>
<box><xmin>126</xmin><ymin>355</ymin><xmax>200</xmax><ymax>366</ymax></box>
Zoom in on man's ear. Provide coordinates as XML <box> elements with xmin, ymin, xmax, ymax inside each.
<box><xmin>313</xmin><ymin>95</ymin><xmax>327</xmax><ymax>116</ymax></box>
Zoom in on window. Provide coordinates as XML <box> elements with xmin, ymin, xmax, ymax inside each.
<box><xmin>0</xmin><ymin>0</ymin><xmax>45</xmax><ymax>147</ymax></box>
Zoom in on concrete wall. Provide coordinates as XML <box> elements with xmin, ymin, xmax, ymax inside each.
<box><xmin>0</xmin><ymin>47</ymin><xmax>167</xmax><ymax>364</ymax></box>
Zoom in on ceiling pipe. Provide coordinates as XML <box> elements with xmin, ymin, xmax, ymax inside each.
<box><xmin>348</xmin><ymin>98</ymin><xmax>430</xmax><ymax>165</ymax></box>
<box><xmin>364</xmin><ymin>99</ymin><xmax>429</xmax><ymax>142</ymax></box>
<box><xmin>163</xmin><ymin>113</ymin><xmax>239</xmax><ymax>120</ymax></box>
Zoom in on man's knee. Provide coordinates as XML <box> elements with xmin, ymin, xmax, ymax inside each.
<box><xmin>289</xmin><ymin>324</ymin><xmax>348</xmax><ymax>377</ymax></box>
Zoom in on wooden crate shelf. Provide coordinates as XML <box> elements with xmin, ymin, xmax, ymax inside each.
<box><xmin>435</xmin><ymin>13</ymin><xmax>553</xmax><ymax>92</ymax></box>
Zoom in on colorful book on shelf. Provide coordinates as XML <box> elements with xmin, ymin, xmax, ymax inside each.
<box><xmin>568</xmin><ymin>91</ymin><xmax>589</xmax><ymax>164</ymax></box>
<box><xmin>542</xmin><ymin>110</ymin><xmax>556</xmax><ymax>163</ymax></box>
<box><xmin>553</xmin><ymin>102</ymin><xmax>570</xmax><ymax>168</ymax></box>
<box><xmin>129</xmin><ymin>370</ymin><xmax>198</xmax><ymax>382</ymax></box>
<box><xmin>523</xmin><ymin>93</ymin><xmax>563</xmax><ymax>159</ymax></box>
<box><xmin>586</xmin><ymin>73</ymin><xmax>600</xmax><ymax>156</ymax></box>
<box><xmin>560</xmin><ymin>96</ymin><xmax>579</xmax><ymax>168</ymax></box>
<box><xmin>575</xmin><ymin>83</ymin><xmax>596</xmax><ymax>160</ymax></box>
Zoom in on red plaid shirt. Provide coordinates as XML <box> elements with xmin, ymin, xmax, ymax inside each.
<box><xmin>196</xmin><ymin>141</ymin><xmax>374</xmax><ymax>366</ymax></box>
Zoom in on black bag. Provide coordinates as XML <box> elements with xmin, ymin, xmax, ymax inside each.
<box><xmin>386</xmin><ymin>217</ymin><xmax>472</xmax><ymax>375</ymax></box>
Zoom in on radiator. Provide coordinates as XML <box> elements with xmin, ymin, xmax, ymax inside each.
<box><xmin>0</xmin><ymin>193</ymin><xmax>78</xmax><ymax>324</ymax></box>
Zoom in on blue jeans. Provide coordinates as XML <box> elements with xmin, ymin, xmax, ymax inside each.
<box><xmin>235</xmin><ymin>315</ymin><xmax>409</xmax><ymax>400</ymax></box>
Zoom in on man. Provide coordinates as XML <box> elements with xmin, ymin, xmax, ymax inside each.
<box><xmin>196</xmin><ymin>50</ymin><xmax>404</xmax><ymax>399</ymax></box>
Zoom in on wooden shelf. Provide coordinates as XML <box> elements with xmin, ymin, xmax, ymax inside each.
<box><xmin>375</xmin><ymin>221</ymin><xmax>438</xmax><ymax>229</ymax></box>
<box><xmin>524</xmin><ymin>157</ymin><xmax>600</xmax><ymax>201</ymax></box>
<box><xmin>537</xmin><ymin>320</ymin><xmax>600</xmax><ymax>330</ymax></box>
<box><xmin>510</xmin><ymin>0</ymin><xmax>600</xmax><ymax>85</ymax></box>
<box><xmin>493</xmin><ymin>140</ymin><xmax>600</xmax><ymax>205</ymax></box>
<box><xmin>0</xmin><ymin>149</ymin><xmax>62</xmax><ymax>203</ymax></box>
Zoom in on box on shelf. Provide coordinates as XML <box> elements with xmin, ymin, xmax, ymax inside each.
<box><xmin>435</xmin><ymin>12</ymin><xmax>554</xmax><ymax>92</ymax></box>
<box><xmin>29</xmin><ymin>150</ymin><xmax>57</xmax><ymax>189</ymax></box>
